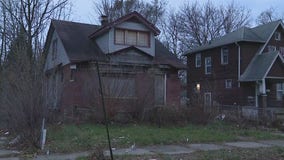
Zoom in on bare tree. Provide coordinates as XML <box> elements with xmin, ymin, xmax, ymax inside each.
<box><xmin>93</xmin><ymin>0</ymin><xmax>167</xmax><ymax>25</ymax></box>
<box><xmin>178</xmin><ymin>1</ymin><xmax>250</xmax><ymax>50</ymax></box>
<box><xmin>0</xmin><ymin>0</ymin><xmax>71</xmax><ymax>59</ymax></box>
<box><xmin>0</xmin><ymin>31</ymin><xmax>46</xmax><ymax>147</ymax></box>
<box><xmin>0</xmin><ymin>0</ymin><xmax>72</xmax><ymax>148</ymax></box>
<box><xmin>256</xmin><ymin>7</ymin><xmax>283</xmax><ymax>25</ymax></box>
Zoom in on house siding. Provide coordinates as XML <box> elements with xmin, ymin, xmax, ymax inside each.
<box><xmin>44</xmin><ymin>31</ymin><xmax>70</xmax><ymax>71</ymax></box>
<box><xmin>187</xmin><ymin>43</ymin><xmax>243</xmax><ymax>106</ymax></box>
<box><xmin>264</xmin><ymin>26</ymin><xmax>284</xmax><ymax>52</ymax></box>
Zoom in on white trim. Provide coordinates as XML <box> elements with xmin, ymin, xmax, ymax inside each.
<box><xmin>266</xmin><ymin>76</ymin><xmax>284</xmax><ymax>79</ymax></box>
<box><xmin>261</xmin><ymin>79</ymin><xmax>266</xmax><ymax>94</ymax></box>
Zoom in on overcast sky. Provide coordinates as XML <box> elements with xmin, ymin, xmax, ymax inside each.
<box><xmin>70</xmin><ymin>0</ymin><xmax>284</xmax><ymax>26</ymax></box>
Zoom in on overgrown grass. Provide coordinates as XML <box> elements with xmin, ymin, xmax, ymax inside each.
<box><xmin>46</xmin><ymin>122</ymin><xmax>283</xmax><ymax>153</ymax></box>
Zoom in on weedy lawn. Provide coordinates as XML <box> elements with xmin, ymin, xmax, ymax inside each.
<box><xmin>46</xmin><ymin>122</ymin><xmax>283</xmax><ymax>153</ymax></box>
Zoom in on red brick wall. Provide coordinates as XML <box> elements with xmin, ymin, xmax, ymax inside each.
<box><xmin>56</xmin><ymin>64</ymin><xmax>182</xmax><ymax>120</ymax></box>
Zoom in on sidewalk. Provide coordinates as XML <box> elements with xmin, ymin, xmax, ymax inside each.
<box><xmin>103</xmin><ymin>140</ymin><xmax>284</xmax><ymax>157</ymax></box>
<box><xmin>1</xmin><ymin>137</ymin><xmax>284</xmax><ymax>160</ymax></box>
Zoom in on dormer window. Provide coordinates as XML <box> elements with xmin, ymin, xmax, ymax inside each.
<box><xmin>275</xmin><ymin>32</ymin><xmax>281</xmax><ymax>41</ymax></box>
<box><xmin>115</xmin><ymin>28</ymin><xmax>150</xmax><ymax>47</ymax></box>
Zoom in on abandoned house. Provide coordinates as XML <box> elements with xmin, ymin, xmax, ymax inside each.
<box><xmin>44</xmin><ymin>11</ymin><xmax>185</xmax><ymax>121</ymax></box>
<box><xmin>185</xmin><ymin>20</ymin><xmax>284</xmax><ymax>120</ymax></box>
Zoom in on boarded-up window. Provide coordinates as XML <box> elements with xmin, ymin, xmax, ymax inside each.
<box><xmin>126</xmin><ymin>30</ymin><xmax>137</xmax><ymax>45</ymax></box>
<box><xmin>155</xmin><ymin>75</ymin><xmax>165</xmax><ymax>105</ymax></box>
<box><xmin>138</xmin><ymin>32</ymin><xmax>149</xmax><ymax>47</ymax></box>
<box><xmin>102</xmin><ymin>76</ymin><xmax>135</xmax><ymax>98</ymax></box>
<box><xmin>115</xmin><ymin>29</ymin><xmax>125</xmax><ymax>44</ymax></box>
<box><xmin>114</xmin><ymin>29</ymin><xmax>150</xmax><ymax>47</ymax></box>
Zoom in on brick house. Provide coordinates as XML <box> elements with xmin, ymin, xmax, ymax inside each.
<box><xmin>44</xmin><ymin>12</ymin><xmax>185</xmax><ymax>121</ymax></box>
<box><xmin>185</xmin><ymin>20</ymin><xmax>284</xmax><ymax>119</ymax></box>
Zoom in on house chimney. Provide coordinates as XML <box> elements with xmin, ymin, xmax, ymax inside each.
<box><xmin>100</xmin><ymin>15</ymin><xmax>108</xmax><ymax>26</ymax></box>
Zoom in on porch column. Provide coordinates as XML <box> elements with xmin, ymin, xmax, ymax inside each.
<box><xmin>258</xmin><ymin>79</ymin><xmax>267</xmax><ymax>121</ymax></box>
<box><xmin>259</xmin><ymin>94</ymin><xmax>267</xmax><ymax>119</ymax></box>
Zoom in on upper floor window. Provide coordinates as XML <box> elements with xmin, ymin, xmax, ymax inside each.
<box><xmin>205</xmin><ymin>57</ymin><xmax>212</xmax><ymax>74</ymax></box>
<box><xmin>221</xmin><ymin>47</ymin><xmax>229</xmax><ymax>65</ymax></box>
<box><xmin>195</xmin><ymin>53</ymin><xmax>201</xmax><ymax>68</ymax></box>
<box><xmin>52</xmin><ymin>39</ymin><xmax>57</xmax><ymax>60</ymax></box>
<box><xmin>275</xmin><ymin>32</ymin><xmax>281</xmax><ymax>41</ymax></box>
<box><xmin>225</xmin><ymin>79</ymin><xmax>232</xmax><ymax>89</ymax></box>
<box><xmin>115</xmin><ymin>29</ymin><xmax>150</xmax><ymax>47</ymax></box>
<box><xmin>268</xmin><ymin>45</ymin><xmax>277</xmax><ymax>52</ymax></box>
<box><xmin>276</xmin><ymin>83</ymin><xmax>284</xmax><ymax>101</ymax></box>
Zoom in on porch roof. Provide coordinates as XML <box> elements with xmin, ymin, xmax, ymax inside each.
<box><xmin>240</xmin><ymin>51</ymin><xmax>279</xmax><ymax>82</ymax></box>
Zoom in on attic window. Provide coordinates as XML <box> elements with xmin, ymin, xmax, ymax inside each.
<box><xmin>275</xmin><ymin>32</ymin><xmax>281</xmax><ymax>41</ymax></box>
<box><xmin>115</xmin><ymin>28</ymin><xmax>150</xmax><ymax>47</ymax></box>
<box><xmin>268</xmin><ymin>45</ymin><xmax>277</xmax><ymax>52</ymax></box>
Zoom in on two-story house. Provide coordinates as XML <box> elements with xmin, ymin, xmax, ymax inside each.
<box><xmin>185</xmin><ymin>20</ymin><xmax>284</xmax><ymax>119</ymax></box>
<box><xmin>44</xmin><ymin>12</ymin><xmax>185</xmax><ymax>121</ymax></box>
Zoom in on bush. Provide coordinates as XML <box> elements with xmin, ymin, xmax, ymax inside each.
<box><xmin>187</xmin><ymin>106</ymin><xmax>210</xmax><ymax>125</ymax></box>
<box><xmin>141</xmin><ymin>106</ymin><xmax>188</xmax><ymax>126</ymax></box>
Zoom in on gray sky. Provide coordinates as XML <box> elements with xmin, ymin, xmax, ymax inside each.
<box><xmin>70</xmin><ymin>0</ymin><xmax>284</xmax><ymax>25</ymax></box>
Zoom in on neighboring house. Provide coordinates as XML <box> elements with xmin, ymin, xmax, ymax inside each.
<box><xmin>185</xmin><ymin>20</ymin><xmax>284</xmax><ymax>119</ymax></box>
<box><xmin>44</xmin><ymin>12</ymin><xmax>185</xmax><ymax>121</ymax></box>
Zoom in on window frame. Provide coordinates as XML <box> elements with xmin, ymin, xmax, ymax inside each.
<box><xmin>205</xmin><ymin>57</ymin><xmax>212</xmax><ymax>74</ymax></box>
<box><xmin>225</xmin><ymin>79</ymin><xmax>232</xmax><ymax>89</ymax></box>
<box><xmin>195</xmin><ymin>53</ymin><xmax>201</xmax><ymax>68</ymax></box>
<box><xmin>114</xmin><ymin>28</ymin><xmax>150</xmax><ymax>48</ymax></box>
<box><xmin>275</xmin><ymin>31</ymin><xmax>281</xmax><ymax>41</ymax></box>
<box><xmin>221</xmin><ymin>47</ymin><xmax>229</xmax><ymax>65</ymax></box>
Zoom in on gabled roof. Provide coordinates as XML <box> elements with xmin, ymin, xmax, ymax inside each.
<box><xmin>185</xmin><ymin>20</ymin><xmax>283</xmax><ymax>55</ymax></box>
<box><xmin>45</xmin><ymin>19</ymin><xmax>184</xmax><ymax>69</ymax></box>
<box><xmin>50</xmin><ymin>20</ymin><xmax>108</xmax><ymax>62</ymax></box>
<box><xmin>239</xmin><ymin>51</ymin><xmax>282</xmax><ymax>81</ymax></box>
<box><xmin>89</xmin><ymin>11</ymin><xmax>160</xmax><ymax>38</ymax></box>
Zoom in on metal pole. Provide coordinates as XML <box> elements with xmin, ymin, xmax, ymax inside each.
<box><xmin>96</xmin><ymin>61</ymin><xmax>114</xmax><ymax>160</ymax></box>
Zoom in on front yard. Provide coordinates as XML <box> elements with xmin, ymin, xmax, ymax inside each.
<box><xmin>46</xmin><ymin>122</ymin><xmax>283</xmax><ymax>153</ymax></box>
